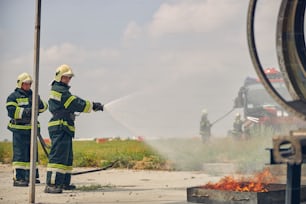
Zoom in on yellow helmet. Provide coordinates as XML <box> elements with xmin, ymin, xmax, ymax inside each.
<box><xmin>54</xmin><ymin>64</ymin><xmax>74</xmax><ymax>82</ymax></box>
<box><xmin>16</xmin><ymin>72</ymin><xmax>33</xmax><ymax>88</ymax></box>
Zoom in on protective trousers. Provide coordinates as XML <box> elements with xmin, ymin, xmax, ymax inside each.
<box><xmin>12</xmin><ymin>132</ymin><xmax>39</xmax><ymax>181</ymax></box>
<box><xmin>46</xmin><ymin>130</ymin><xmax>73</xmax><ymax>187</ymax></box>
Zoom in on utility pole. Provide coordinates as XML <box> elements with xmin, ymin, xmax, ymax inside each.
<box><xmin>29</xmin><ymin>0</ymin><xmax>41</xmax><ymax>203</ymax></box>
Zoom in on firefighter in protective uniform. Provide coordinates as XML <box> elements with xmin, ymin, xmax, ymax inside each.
<box><xmin>6</xmin><ymin>73</ymin><xmax>48</xmax><ymax>187</ymax></box>
<box><xmin>200</xmin><ymin>109</ymin><xmax>211</xmax><ymax>142</ymax></box>
<box><xmin>45</xmin><ymin>64</ymin><xmax>104</xmax><ymax>194</ymax></box>
<box><xmin>231</xmin><ymin>113</ymin><xmax>243</xmax><ymax>139</ymax></box>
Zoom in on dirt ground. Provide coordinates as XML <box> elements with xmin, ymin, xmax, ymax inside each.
<box><xmin>0</xmin><ymin>164</ymin><xmax>223</xmax><ymax>204</ymax></box>
<box><xmin>1</xmin><ymin>164</ymin><xmax>306</xmax><ymax>204</ymax></box>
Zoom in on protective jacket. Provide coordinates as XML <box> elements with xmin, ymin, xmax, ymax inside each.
<box><xmin>46</xmin><ymin>81</ymin><xmax>93</xmax><ymax>188</ymax></box>
<box><xmin>6</xmin><ymin>88</ymin><xmax>48</xmax><ymax>133</ymax></box>
<box><xmin>233</xmin><ymin>119</ymin><xmax>243</xmax><ymax>133</ymax></box>
<box><xmin>6</xmin><ymin>88</ymin><xmax>47</xmax><ymax>182</ymax></box>
<box><xmin>48</xmin><ymin>81</ymin><xmax>92</xmax><ymax>137</ymax></box>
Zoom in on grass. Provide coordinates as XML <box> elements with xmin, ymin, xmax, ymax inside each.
<box><xmin>147</xmin><ymin>137</ymin><xmax>271</xmax><ymax>172</ymax></box>
<box><xmin>0</xmin><ymin>126</ymin><xmax>281</xmax><ymax>172</ymax></box>
<box><xmin>146</xmin><ymin>125</ymin><xmax>276</xmax><ymax>172</ymax></box>
<box><xmin>72</xmin><ymin>140</ymin><xmax>169</xmax><ymax>169</ymax></box>
<box><xmin>0</xmin><ymin>139</ymin><xmax>170</xmax><ymax>170</ymax></box>
<box><xmin>0</xmin><ymin>141</ymin><xmax>12</xmax><ymax>163</ymax></box>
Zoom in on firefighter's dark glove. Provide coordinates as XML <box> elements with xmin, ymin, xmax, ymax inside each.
<box><xmin>93</xmin><ymin>102</ymin><xmax>104</xmax><ymax>112</ymax></box>
<box><xmin>23</xmin><ymin>108</ymin><xmax>32</xmax><ymax>118</ymax></box>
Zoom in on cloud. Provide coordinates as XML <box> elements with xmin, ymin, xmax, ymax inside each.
<box><xmin>41</xmin><ymin>43</ymin><xmax>120</xmax><ymax>66</ymax></box>
<box><xmin>122</xmin><ymin>21</ymin><xmax>143</xmax><ymax>45</ymax></box>
<box><xmin>120</xmin><ymin>0</ymin><xmax>249</xmax><ymax>77</ymax></box>
<box><xmin>1</xmin><ymin>1</ymin><xmax>283</xmax><ymax>140</ymax></box>
<box><xmin>1</xmin><ymin>43</ymin><xmax>120</xmax><ymax>73</ymax></box>
<box><xmin>147</xmin><ymin>0</ymin><xmax>241</xmax><ymax>37</ymax></box>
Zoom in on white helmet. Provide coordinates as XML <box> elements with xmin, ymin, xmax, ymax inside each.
<box><xmin>202</xmin><ymin>109</ymin><xmax>207</xmax><ymax>115</ymax></box>
<box><xmin>17</xmin><ymin>72</ymin><xmax>32</xmax><ymax>88</ymax></box>
<box><xmin>54</xmin><ymin>64</ymin><xmax>74</xmax><ymax>82</ymax></box>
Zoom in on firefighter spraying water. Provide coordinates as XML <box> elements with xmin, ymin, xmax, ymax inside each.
<box><xmin>199</xmin><ymin>107</ymin><xmax>235</xmax><ymax>142</ymax></box>
<box><xmin>44</xmin><ymin>64</ymin><xmax>105</xmax><ymax>194</ymax></box>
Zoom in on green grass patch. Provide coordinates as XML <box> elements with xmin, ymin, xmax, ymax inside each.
<box><xmin>0</xmin><ymin>139</ymin><xmax>169</xmax><ymax>170</ymax></box>
<box><xmin>0</xmin><ymin>141</ymin><xmax>12</xmax><ymax>163</ymax></box>
<box><xmin>146</xmin><ymin>126</ymin><xmax>276</xmax><ymax>172</ymax></box>
<box><xmin>0</xmin><ymin>127</ymin><xmax>280</xmax><ymax>172</ymax></box>
<box><xmin>73</xmin><ymin>140</ymin><xmax>168</xmax><ymax>169</ymax></box>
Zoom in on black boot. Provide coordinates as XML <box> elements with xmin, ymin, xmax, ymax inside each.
<box><xmin>25</xmin><ymin>179</ymin><xmax>40</xmax><ymax>184</ymax></box>
<box><xmin>44</xmin><ymin>185</ymin><xmax>63</xmax><ymax>194</ymax></box>
<box><xmin>13</xmin><ymin>179</ymin><xmax>29</xmax><ymax>187</ymax></box>
<box><xmin>62</xmin><ymin>184</ymin><xmax>76</xmax><ymax>190</ymax></box>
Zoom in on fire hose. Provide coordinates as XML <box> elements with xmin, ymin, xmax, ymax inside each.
<box><xmin>36</xmin><ymin>129</ymin><xmax>118</xmax><ymax>175</ymax></box>
<box><xmin>210</xmin><ymin>108</ymin><xmax>235</xmax><ymax>126</ymax></box>
<box><xmin>71</xmin><ymin>160</ymin><xmax>118</xmax><ymax>176</ymax></box>
<box><xmin>37</xmin><ymin>133</ymin><xmax>50</xmax><ymax>157</ymax></box>
<box><xmin>36</xmin><ymin>135</ymin><xmax>118</xmax><ymax>175</ymax></box>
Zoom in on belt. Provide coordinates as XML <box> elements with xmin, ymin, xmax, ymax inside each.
<box><xmin>11</xmin><ymin>119</ymin><xmax>31</xmax><ymax>125</ymax></box>
<box><xmin>52</xmin><ymin>111</ymin><xmax>75</xmax><ymax>121</ymax></box>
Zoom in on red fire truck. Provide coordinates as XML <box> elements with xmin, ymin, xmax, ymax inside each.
<box><xmin>233</xmin><ymin>68</ymin><xmax>304</xmax><ymax>137</ymax></box>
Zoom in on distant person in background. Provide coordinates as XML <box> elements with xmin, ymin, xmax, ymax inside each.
<box><xmin>200</xmin><ymin>109</ymin><xmax>211</xmax><ymax>142</ymax></box>
<box><xmin>6</xmin><ymin>72</ymin><xmax>48</xmax><ymax>187</ymax></box>
<box><xmin>45</xmin><ymin>64</ymin><xmax>104</xmax><ymax>194</ymax></box>
<box><xmin>231</xmin><ymin>113</ymin><xmax>243</xmax><ymax>139</ymax></box>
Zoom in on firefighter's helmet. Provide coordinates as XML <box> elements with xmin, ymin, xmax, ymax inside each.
<box><xmin>202</xmin><ymin>109</ymin><xmax>207</xmax><ymax>115</ymax></box>
<box><xmin>54</xmin><ymin>64</ymin><xmax>74</xmax><ymax>82</ymax></box>
<box><xmin>235</xmin><ymin>113</ymin><xmax>241</xmax><ymax>119</ymax></box>
<box><xmin>17</xmin><ymin>72</ymin><xmax>32</xmax><ymax>88</ymax></box>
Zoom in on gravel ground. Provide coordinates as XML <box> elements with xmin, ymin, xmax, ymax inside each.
<box><xmin>0</xmin><ymin>164</ymin><xmax>222</xmax><ymax>204</ymax></box>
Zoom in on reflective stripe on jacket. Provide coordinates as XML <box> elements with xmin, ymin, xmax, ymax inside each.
<box><xmin>48</xmin><ymin>81</ymin><xmax>92</xmax><ymax>137</ymax></box>
<box><xmin>6</xmin><ymin>88</ymin><xmax>48</xmax><ymax>133</ymax></box>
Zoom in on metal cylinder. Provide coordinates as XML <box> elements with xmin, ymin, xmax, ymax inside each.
<box><xmin>272</xmin><ymin>130</ymin><xmax>306</xmax><ymax>164</ymax></box>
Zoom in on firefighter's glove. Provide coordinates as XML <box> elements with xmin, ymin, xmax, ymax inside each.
<box><xmin>93</xmin><ymin>102</ymin><xmax>104</xmax><ymax>112</ymax></box>
<box><xmin>23</xmin><ymin>108</ymin><xmax>32</xmax><ymax>118</ymax></box>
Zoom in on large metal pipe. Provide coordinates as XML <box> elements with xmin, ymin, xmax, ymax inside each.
<box><xmin>247</xmin><ymin>0</ymin><xmax>306</xmax><ymax>120</ymax></box>
<box><xmin>247</xmin><ymin>1</ymin><xmax>306</xmax><ymax>204</ymax></box>
<box><xmin>277</xmin><ymin>0</ymin><xmax>306</xmax><ymax>101</ymax></box>
<box><xmin>247</xmin><ymin>0</ymin><xmax>297</xmax><ymax>118</ymax></box>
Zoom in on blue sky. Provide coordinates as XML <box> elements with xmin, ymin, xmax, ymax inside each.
<box><xmin>0</xmin><ymin>0</ymin><xmax>281</xmax><ymax>140</ymax></box>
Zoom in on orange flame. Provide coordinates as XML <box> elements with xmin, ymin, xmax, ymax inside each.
<box><xmin>202</xmin><ymin>168</ymin><xmax>276</xmax><ymax>192</ymax></box>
